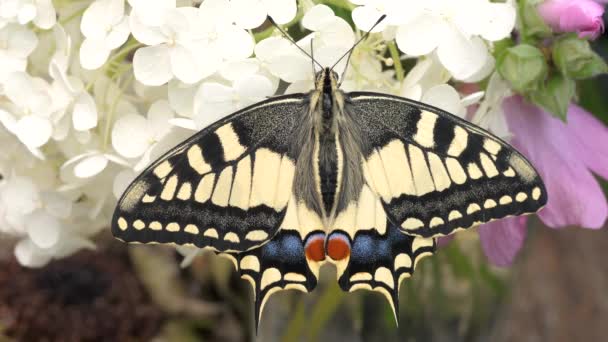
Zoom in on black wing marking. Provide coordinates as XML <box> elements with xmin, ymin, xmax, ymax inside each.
<box><xmin>112</xmin><ymin>94</ymin><xmax>308</xmax><ymax>252</ymax></box>
<box><xmin>332</xmin><ymin>222</ymin><xmax>435</xmax><ymax>322</ymax></box>
<box><xmin>221</xmin><ymin>229</ymin><xmax>323</xmax><ymax>328</ymax></box>
<box><xmin>346</xmin><ymin>92</ymin><xmax>547</xmax><ymax>238</ymax></box>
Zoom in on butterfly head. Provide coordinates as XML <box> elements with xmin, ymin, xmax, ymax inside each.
<box><xmin>314</xmin><ymin>67</ymin><xmax>340</xmax><ymax>91</ymax></box>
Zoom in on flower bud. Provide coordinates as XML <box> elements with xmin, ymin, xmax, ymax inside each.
<box><xmin>529</xmin><ymin>73</ymin><xmax>575</xmax><ymax>120</ymax></box>
<box><xmin>497</xmin><ymin>44</ymin><xmax>548</xmax><ymax>92</ymax></box>
<box><xmin>538</xmin><ymin>0</ymin><xmax>605</xmax><ymax>39</ymax></box>
<box><xmin>552</xmin><ymin>35</ymin><xmax>608</xmax><ymax>79</ymax></box>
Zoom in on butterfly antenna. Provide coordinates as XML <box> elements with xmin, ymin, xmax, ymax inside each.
<box><xmin>331</xmin><ymin>14</ymin><xmax>387</xmax><ymax>83</ymax></box>
<box><xmin>268</xmin><ymin>17</ymin><xmax>324</xmax><ymax>70</ymax></box>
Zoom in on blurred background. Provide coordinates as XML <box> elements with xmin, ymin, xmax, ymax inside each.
<box><xmin>1</xmin><ymin>3</ymin><xmax>608</xmax><ymax>342</ymax></box>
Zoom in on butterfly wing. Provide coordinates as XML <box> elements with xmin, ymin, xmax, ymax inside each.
<box><xmin>331</xmin><ymin>221</ymin><xmax>435</xmax><ymax>322</ymax></box>
<box><xmin>112</xmin><ymin>94</ymin><xmax>308</xmax><ymax>252</ymax></box>
<box><xmin>346</xmin><ymin>92</ymin><xmax>547</xmax><ymax>238</ymax></box>
<box><xmin>222</xmin><ymin>226</ymin><xmax>323</xmax><ymax>328</ymax></box>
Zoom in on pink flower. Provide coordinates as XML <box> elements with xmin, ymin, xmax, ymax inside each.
<box><xmin>479</xmin><ymin>96</ymin><xmax>608</xmax><ymax>266</ymax></box>
<box><xmin>537</xmin><ymin>0</ymin><xmax>605</xmax><ymax>39</ymax></box>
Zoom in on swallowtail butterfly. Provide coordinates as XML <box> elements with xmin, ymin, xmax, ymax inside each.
<box><xmin>112</xmin><ymin>16</ymin><xmax>546</xmax><ymax>326</ymax></box>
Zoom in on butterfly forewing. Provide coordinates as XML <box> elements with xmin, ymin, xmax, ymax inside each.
<box><xmin>346</xmin><ymin>92</ymin><xmax>547</xmax><ymax>238</ymax></box>
<box><xmin>112</xmin><ymin>94</ymin><xmax>308</xmax><ymax>252</ymax></box>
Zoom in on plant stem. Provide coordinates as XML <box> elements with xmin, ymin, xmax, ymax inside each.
<box><xmin>388</xmin><ymin>41</ymin><xmax>405</xmax><ymax>82</ymax></box>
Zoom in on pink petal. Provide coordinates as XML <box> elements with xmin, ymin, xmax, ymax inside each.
<box><xmin>567</xmin><ymin>104</ymin><xmax>608</xmax><ymax>180</ymax></box>
<box><xmin>538</xmin><ymin>0</ymin><xmax>604</xmax><ymax>39</ymax></box>
<box><xmin>479</xmin><ymin>217</ymin><xmax>528</xmax><ymax>267</ymax></box>
<box><xmin>504</xmin><ymin>96</ymin><xmax>608</xmax><ymax>229</ymax></box>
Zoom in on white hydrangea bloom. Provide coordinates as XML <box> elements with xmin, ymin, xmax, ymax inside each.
<box><xmin>351</xmin><ymin>0</ymin><xmax>516</xmax><ymax>80</ymax></box>
<box><xmin>130</xmin><ymin>0</ymin><xmax>254</xmax><ymax>86</ymax></box>
<box><xmin>0</xmin><ymin>24</ymin><xmax>38</xmax><ymax>83</ymax></box>
<box><xmin>0</xmin><ymin>71</ymin><xmax>54</xmax><ymax>155</ymax></box>
<box><xmin>79</xmin><ymin>0</ymin><xmax>130</xmax><ymax>70</ymax></box>
<box><xmin>111</xmin><ymin>99</ymin><xmax>175</xmax><ymax>169</ymax></box>
<box><xmin>0</xmin><ymin>0</ymin><xmax>56</xmax><ymax>29</ymax></box>
<box><xmin>193</xmin><ymin>73</ymin><xmax>275</xmax><ymax>129</ymax></box>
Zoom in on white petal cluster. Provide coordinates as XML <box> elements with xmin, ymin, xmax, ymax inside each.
<box><xmin>0</xmin><ymin>1</ymin><xmax>515</xmax><ymax>267</ymax></box>
<box><xmin>351</xmin><ymin>0</ymin><xmax>516</xmax><ymax>80</ymax></box>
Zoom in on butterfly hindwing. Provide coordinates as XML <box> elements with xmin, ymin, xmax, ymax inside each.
<box><xmin>346</xmin><ymin>92</ymin><xmax>547</xmax><ymax>238</ymax></box>
<box><xmin>333</xmin><ymin>222</ymin><xmax>435</xmax><ymax>321</ymax></box>
<box><xmin>223</xmin><ymin>228</ymin><xmax>322</xmax><ymax>328</ymax></box>
<box><xmin>111</xmin><ymin>94</ymin><xmax>308</xmax><ymax>252</ymax></box>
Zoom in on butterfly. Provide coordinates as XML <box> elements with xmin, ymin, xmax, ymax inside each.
<box><xmin>111</xmin><ymin>16</ymin><xmax>546</xmax><ymax>327</ymax></box>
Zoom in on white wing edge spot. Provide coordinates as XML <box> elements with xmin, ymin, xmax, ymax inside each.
<box><xmin>184</xmin><ymin>224</ymin><xmax>199</xmax><ymax>234</ymax></box>
<box><xmin>166</xmin><ymin>222</ymin><xmax>180</xmax><ymax>232</ymax></box>
<box><xmin>224</xmin><ymin>232</ymin><xmax>240</xmax><ymax>243</ymax></box>
<box><xmin>133</xmin><ymin>219</ymin><xmax>145</xmax><ymax>230</ymax></box>
<box><xmin>204</xmin><ymin>228</ymin><xmax>219</xmax><ymax>239</ymax></box>
<box><xmin>117</xmin><ymin>217</ymin><xmax>128</xmax><ymax>230</ymax></box>
<box><xmin>245</xmin><ymin>230</ymin><xmax>269</xmax><ymax>241</ymax></box>
<box><xmin>532</xmin><ymin>187</ymin><xmax>542</xmax><ymax>200</ymax></box>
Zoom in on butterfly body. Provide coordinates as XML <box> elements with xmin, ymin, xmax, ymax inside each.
<box><xmin>112</xmin><ymin>68</ymin><xmax>546</xmax><ymax>325</ymax></box>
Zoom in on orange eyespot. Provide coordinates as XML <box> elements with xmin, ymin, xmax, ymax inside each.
<box><xmin>326</xmin><ymin>234</ymin><xmax>350</xmax><ymax>261</ymax></box>
<box><xmin>305</xmin><ymin>234</ymin><xmax>326</xmax><ymax>262</ymax></box>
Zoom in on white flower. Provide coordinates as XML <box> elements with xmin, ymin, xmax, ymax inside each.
<box><xmin>0</xmin><ymin>24</ymin><xmax>38</xmax><ymax>83</ymax></box>
<box><xmin>472</xmin><ymin>72</ymin><xmax>512</xmax><ymax>139</ymax></box>
<box><xmin>0</xmin><ymin>0</ymin><xmax>56</xmax><ymax>29</ymax></box>
<box><xmin>193</xmin><ymin>73</ymin><xmax>274</xmax><ymax>128</ymax></box>
<box><xmin>401</xmin><ymin>58</ymin><xmax>483</xmax><ymax>117</ymax></box>
<box><xmin>230</xmin><ymin>0</ymin><xmax>297</xmax><ymax>29</ymax></box>
<box><xmin>128</xmin><ymin>0</ymin><xmax>175</xmax><ymax>27</ymax></box>
<box><xmin>79</xmin><ymin>0</ymin><xmax>130</xmax><ymax>70</ymax></box>
<box><xmin>111</xmin><ymin>99</ymin><xmax>175</xmax><ymax>166</ymax></box>
<box><xmin>0</xmin><ymin>173</ymin><xmax>92</xmax><ymax>268</ymax></box>
<box><xmin>48</xmin><ymin>26</ymin><xmax>99</xmax><ymax>137</ymax></box>
<box><xmin>351</xmin><ymin>0</ymin><xmax>411</xmax><ymax>32</ymax></box>
<box><xmin>131</xmin><ymin>1</ymin><xmax>254</xmax><ymax>86</ymax></box>
<box><xmin>352</xmin><ymin>0</ymin><xmax>515</xmax><ymax>80</ymax></box>
<box><xmin>60</xmin><ymin>150</ymin><xmax>128</xmax><ymax>181</ymax></box>
<box><xmin>256</xmin><ymin>4</ymin><xmax>356</xmax><ymax>93</ymax></box>
<box><xmin>0</xmin><ymin>72</ymin><xmax>54</xmax><ymax>154</ymax></box>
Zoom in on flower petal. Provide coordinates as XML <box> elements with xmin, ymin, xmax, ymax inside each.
<box><xmin>112</xmin><ymin>114</ymin><xmax>152</xmax><ymax>158</ymax></box>
<box><xmin>147</xmin><ymin>99</ymin><xmax>174</xmax><ymax>139</ymax></box>
<box><xmin>14</xmin><ymin>238</ymin><xmax>52</xmax><ymax>268</ymax></box>
<box><xmin>230</xmin><ymin>0</ymin><xmax>267</xmax><ymax>29</ymax></box>
<box><xmin>15</xmin><ymin>116</ymin><xmax>52</xmax><ymax>148</ymax></box>
<box><xmin>26</xmin><ymin>209</ymin><xmax>61</xmax><ymax>249</ymax></box>
<box><xmin>396</xmin><ymin>14</ymin><xmax>446</xmax><ymax>56</ymax></box>
<box><xmin>567</xmin><ymin>104</ymin><xmax>608</xmax><ymax>181</ymax></box>
<box><xmin>437</xmin><ymin>33</ymin><xmax>488</xmax><ymax>80</ymax></box>
<box><xmin>73</xmin><ymin>154</ymin><xmax>109</xmax><ymax>178</ymax></box>
<box><xmin>113</xmin><ymin>169</ymin><xmax>136</xmax><ymax>199</ymax></box>
<box><xmin>72</xmin><ymin>92</ymin><xmax>98</xmax><ymax>131</ymax></box>
<box><xmin>504</xmin><ymin>96</ymin><xmax>608</xmax><ymax>229</ymax></box>
<box><xmin>264</xmin><ymin>0</ymin><xmax>297</xmax><ymax>25</ymax></box>
<box><xmin>302</xmin><ymin>4</ymin><xmax>335</xmax><ymax>31</ymax></box>
<box><xmin>133</xmin><ymin>45</ymin><xmax>173</xmax><ymax>86</ymax></box>
<box><xmin>422</xmin><ymin>84</ymin><xmax>464</xmax><ymax>117</ymax></box>
<box><xmin>478</xmin><ymin>216</ymin><xmax>528</xmax><ymax>267</ymax></box>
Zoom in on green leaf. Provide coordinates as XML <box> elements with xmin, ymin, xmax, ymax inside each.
<box><xmin>443</xmin><ymin>242</ymin><xmax>476</xmax><ymax>280</ymax></box>
<box><xmin>529</xmin><ymin>73</ymin><xmax>575</xmax><ymax>120</ymax></box>
<box><xmin>553</xmin><ymin>35</ymin><xmax>608</xmax><ymax>80</ymax></box>
<box><xmin>497</xmin><ymin>44</ymin><xmax>548</xmax><ymax>92</ymax></box>
<box><xmin>518</xmin><ymin>0</ymin><xmax>552</xmax><ymax>42</ymax></box>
